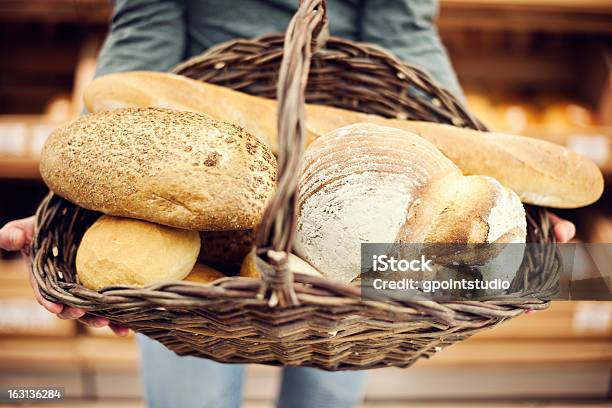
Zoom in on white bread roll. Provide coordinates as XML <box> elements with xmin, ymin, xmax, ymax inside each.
<box><xmin>76</xmin><ymin>216</ymin><xmax>200</xmax><ymax>290</ymax></box>
<box><xmin>295</xmin><ymin>123</ymin><xmax>526</xmax><ymax>283</ymax></box>
<box><xmin>84</xmin><ymin>71</ymin><xmax>603</xmax><ymax>209</ymax></box>
<box><xmin>40</xmin><ymin>107</ymin><xmax>276</xmax><ymax>231</ymax></box>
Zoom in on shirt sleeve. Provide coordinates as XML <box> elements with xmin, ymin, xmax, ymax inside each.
<box><xmin>94</xmin><ymin>0</ymin><xmax>187</xmax><ymax>78</ymax></box>
<box><xmin>359</xmin><ymin>0</ymin><xmax>464</xmax><ymax>99</ymax></box>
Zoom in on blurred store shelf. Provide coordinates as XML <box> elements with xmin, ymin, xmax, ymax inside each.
<box><xmin>2</xmin><ymin>0</ymin><xmax>612</xmax><ymax>34</ymax></box>
<box><xmin>439</xmin><ymin>0</ymin><xmax>612</xmax><ymax>33</ymax></box>
<box><xmin>0</xmin><ymin>260</ymin><xmax>77</xmax><ymax>337</ymax></box>
<box><xmin>0</xmin><ymin>157</ymin><xmax>39</xmax><ymax>180</ymax></box>
<box><xmin>0</xmin><ymin>0</ymin><xmax>111</xmax><ymax>23</ymax></box>
<box><xmin>0</xmin><ymin>115</ymin><xmax>61</xmax><ymax>180</ymax></box>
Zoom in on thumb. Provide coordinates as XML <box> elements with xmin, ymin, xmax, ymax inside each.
<box><xmin>0</xmin><ymin>226</ymin><xmax>27</xmax><ymax>251</ymax></box>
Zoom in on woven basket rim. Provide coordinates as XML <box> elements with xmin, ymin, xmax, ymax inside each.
<box><xmin>33</xmin><ymin>190</ymin><xmax>554</xmax><ymax>329</ymax></box>
<box><xmin>172</xmin><ymin>33</ymin><xmax>486</xmax><ymax>130</ymax></box>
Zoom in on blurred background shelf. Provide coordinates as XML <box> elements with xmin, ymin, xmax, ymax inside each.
<box><xmin>2</xmin><ymin>0</ymin><xmax>611</xmax><ymax>33</ymax></box>
<box><xmin>439</xmin><ymin>0</ymin><xmax>612</xmax><ymax>34</ymax></box>
<box><xmin>0</xmin><ymin>0</ymin><xmax>111</xmax><ymax>24</ymax></box>
<box><xmin>0</xmin><ymin>0</ymin><xmax>611</xmax><ymax>406</ymax></box>
<box><xmin>0</xmin><ymin>157</ymin><xmax>40</xmax><ymax>180</ymax></box>
<box><xmin>1</xmin><ymin>258</ymin><xmax>610</xmax><ymax>402</ymax></box>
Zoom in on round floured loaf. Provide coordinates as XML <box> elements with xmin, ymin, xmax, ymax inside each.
<box><xmin>295</xmin><ymin>123</ymin><xmax>527</xmax><ymax>283</ymax></box>
<box><xmin>40</xmin><ymin>107</ymin><xmax>277</xmax><ymax>231</ymax></box>
<box><xmin>76</xmin><ymin>215</ymin><xmax>200</xmax><ymax>290</ymax></box>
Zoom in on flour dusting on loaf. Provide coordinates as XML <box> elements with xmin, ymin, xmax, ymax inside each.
<box><xmin>296</xmin><ymin>123</ymin><xmax>457</xmax><ymax>283</ymax></box>
<box><xmin>295</xmin><ymin>123</ymin><xmax>526</xmax><ymax>283</ymax></box>
<box><xmin>484</xmin><ymin>177</ymin><xmax>526</xmax><ymax>243</ymax></box>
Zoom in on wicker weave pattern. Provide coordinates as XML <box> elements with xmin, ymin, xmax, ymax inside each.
<box><xmin>173</xmin><ymin>35</ymin><xmax>485</xmax><ymax>130</ymax></box>
<box><xmin>31</xmin><ymin>0</ymin><xmax>559</xmax><ymax>371</ymax></box>
<box><xmin>31</xmin><ymin>184</ymin><xmax>556</xmax><ymax>370</ymax></box>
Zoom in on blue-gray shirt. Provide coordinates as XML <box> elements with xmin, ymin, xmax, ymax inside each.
<box><xmin>96</xmin><ymin>0</ymin><xmax>462</xmax><ymax>97</ymax></box>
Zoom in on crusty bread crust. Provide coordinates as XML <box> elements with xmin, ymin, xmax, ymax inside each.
<box><xmin>40</xmin><ymin>107</ymin><xmax>277</xmax><ymax>230</ymax></box>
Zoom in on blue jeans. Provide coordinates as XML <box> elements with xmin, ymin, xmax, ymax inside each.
<box><xmin>138</xmin><ymin>334</ymin><xmax>366</xmax><ymax>408</ymax></box>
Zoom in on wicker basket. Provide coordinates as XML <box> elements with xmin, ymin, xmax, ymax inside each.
<box><xmin>31</xmin><ymin>0</ymin><xmax>560</xmax><ymax>370</ymax></box>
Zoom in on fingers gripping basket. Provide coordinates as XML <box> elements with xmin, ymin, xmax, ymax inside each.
<box><xmin>32</xmin><ymin>0</ymin><xmax>559</xmax><ymax>370</ymax></box>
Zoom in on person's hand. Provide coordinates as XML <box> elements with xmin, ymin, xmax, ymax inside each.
<box><xmin>548</xmin><ymin>213</ymin><xmax>576</xmax><ymax>243</ymax></box>
<box><xmin>0</xmin><ymin>216</ymin><xmax>128</xmax><ymax>336</ymax></box>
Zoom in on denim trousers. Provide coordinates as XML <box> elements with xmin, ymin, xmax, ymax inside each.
<box><xmin>137</xmin><ymin>334</ymin><xmax>367</xmax><ymax>408</ymax></box>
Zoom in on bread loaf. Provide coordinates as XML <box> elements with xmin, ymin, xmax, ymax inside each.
<box><xmin>40</xmin><ymin>107</ymin><xmax>277</xmax><ymax>230</ymax></box>
<box><xmin>295</xmin><ymin>123</ymin><xmax>526</xmax><ymax>283</ymax></box>
<box><xmin>184</xmin><ymin>263</ymin><xmax>225</xmax><ymax>284</ymax></box>
<box><xmin>307</xmin><ymin>105</ymin><xmax>603</xmax><ymax>209</ymax></box>
<box><xmin>76</xmin><ymin>216</ymin><xmax>200</xmax><ymax>290</ymax></box>
<box><xmin>84</xmin><ymin>71</ymin><xmax>603</xmax><ymax>208</ymax></box>
<box><xmin>380</xmin><ymin>120</ymin><xmax>604</xmax><ymax>209</ymax></box>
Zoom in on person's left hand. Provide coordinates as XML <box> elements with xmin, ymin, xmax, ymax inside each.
<box><xmin>0</xmin><ymin>216</ymin><xmax>129</xmax><ymax>336</ymax></box>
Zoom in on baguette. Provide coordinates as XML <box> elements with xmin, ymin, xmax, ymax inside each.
<box><xmin>85</xmin><ymin>71</ymin><xmax>604</xmax><ymax>208</ymax></box>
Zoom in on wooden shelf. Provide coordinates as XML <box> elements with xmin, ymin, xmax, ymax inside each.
<box><xmin>1</xmin><ymin>333</ymin><xmax>609</xmax><ymax>375</ymax></box>
<box><xmin>0</xmin><ymin>338</ymin><xmax>81</xmax><ymax>372</ymax></box>
<box><xmin>1</xmin><ymin>1</ymin><xmax>611</xmax><ymax>34</ymax></box>
<box><xmin>474</xmin><ymin>302</ymin><xmax>612</xmax><ymax>340</ymax></box>
<box><xmin>0</xmin><ymin>156</ymin><xmax>40</xmax><ymax>179</ymax></box>
<box><xmin>419</xmin><ymin>339</ymin><xmax>612</xmax><ymax>366</ymax></box>
<box><xmin>0</xmin><ymin>115</ymin><xmax>64</xmax><ymax>180</ymax></box>
<box><xmin>442</xmin><ymin>0</ymin><xmax>612</xmax><ymax>10</ymax></box>
<box><xmin>0</xmin><ymin>0</ymin><xmax>111</xmax><ymax>24</ymax></box>
<box><xmin>439</xmin><ymin>0</ymin><xmax>612</xmax><ymax>33</ymax></box>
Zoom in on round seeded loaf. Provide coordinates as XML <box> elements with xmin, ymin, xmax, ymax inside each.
<box><xmin>295</xmin><ymin>123</ymin><xmax>526</xmax><ymax>283</ymax></box>
<box><xmin>40</xmin><ymin>108</ymin><xmax>277</xmax><ymax>230</ymax></box>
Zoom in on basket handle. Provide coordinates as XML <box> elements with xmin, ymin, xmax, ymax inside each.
<box><xmin>254</xmin><ymin>0</ymin><xmax>328</xmax><ymax>307</ymax></box>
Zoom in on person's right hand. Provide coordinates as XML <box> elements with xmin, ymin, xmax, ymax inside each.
<box><xmin>0</xmin><ymin>216</ymin><xmax>128</xmax><ymax>336</ymax></box>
